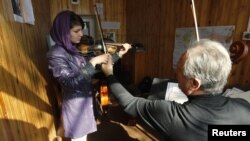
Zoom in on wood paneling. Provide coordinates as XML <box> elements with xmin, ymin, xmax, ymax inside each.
<box><xmin>126</xmin><ymin>0</ymin><xmax>250</xmax><ymax>89</ymax></box>
<box><xmin>0</xmin><ymin>0</ymin><xmax>57</xmax><ymax>141</ymax></box>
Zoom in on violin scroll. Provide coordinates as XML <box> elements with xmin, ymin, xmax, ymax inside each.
<box><xmin>229</xmin><ymin>41</ymin><xmax>248</xmax><ymax>64</ymax></box>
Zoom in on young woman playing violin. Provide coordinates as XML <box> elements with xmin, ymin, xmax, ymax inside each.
<box><xmin>47</xmin><ymin>10</ymin><xmax>131</xmax><ymax>141</ymax></box>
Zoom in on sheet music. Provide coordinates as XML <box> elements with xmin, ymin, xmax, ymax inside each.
<box><xmin>165</xmin><ymin>82</ymin><xmax>188</xmax><ymax>104</ymax></box>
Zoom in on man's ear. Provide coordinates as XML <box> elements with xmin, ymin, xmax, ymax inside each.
<box><xmin>186</xmin><ymin>78</ymin><xmax>201</xmax><ymax>96</ymax></box>
<box><xmin>191</xmin><ymin>78</ymin><xmax>201</xmax><ymax>91</ymax></box>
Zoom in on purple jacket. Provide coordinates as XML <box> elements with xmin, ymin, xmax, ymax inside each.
<box><xmin>47</xmin><ymin>45</ymin><xmax>97</xmax><ymax>138</ymax></box>
<box><xmin>47</xmin><ymin>45</ymin><xmax>96</xmax><ymax>99</ymax></box>
<box><xmin>47</xmin><ymin>45</ymin><xmax>120</xmax><ymax>138</ymax></box>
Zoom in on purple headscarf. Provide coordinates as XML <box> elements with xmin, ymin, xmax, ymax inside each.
<box><xmin>50</xmin><ymin>10</ymin><xmax>79</xmax><ymax>54</ymax></box>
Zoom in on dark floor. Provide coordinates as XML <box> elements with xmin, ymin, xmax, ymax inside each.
<box><xmin>57</xmin><ymin>105</ymin><xmax>164</xmax><ymax>141</ymax></box>
<box><xmin>88</xmin><ymin>105</ymin><xmax>164</xmax><ymax>141</ymax></box>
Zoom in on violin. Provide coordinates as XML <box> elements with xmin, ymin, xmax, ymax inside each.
<box><xmin>78</xmin><ymin>40</ymin><xmax>127</xmax><ymax>57</ymax></box>
<box><xmin>78</xmin><ymin>42</ymin><xmax>140</xmax><ymax>57</ymax></box>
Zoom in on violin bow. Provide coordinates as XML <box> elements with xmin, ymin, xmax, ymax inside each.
<box><xmin>94</xmin><ymin>4</ymin><xmax>107</xmax><ymax>54</ymax></box>
<box><xmin>93</xmin><ymin>5</ymin><xmax>110</xmax><ymax>111</ymax></box>
<box><xmin>190</xmin><ymin>0</ymin><xmax>200</xmax><ymax>41</ymax></box>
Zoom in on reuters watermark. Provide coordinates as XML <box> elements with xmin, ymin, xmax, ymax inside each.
<box><xmin>208</xmin><ymin>125</ymin><xmax>250</xmax><ymax>140</ymax></box>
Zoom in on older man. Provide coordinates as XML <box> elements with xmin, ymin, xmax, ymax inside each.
<box><xmin>101</xmin><ymin>39</ymin><xmax>250</xmax><ymax>141</ymax></box>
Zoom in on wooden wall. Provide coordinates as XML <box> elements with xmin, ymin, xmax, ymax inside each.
<box><xmin>125</xmin><ymin>0</ymin><xmax>250</xmax><ymax>89</ymax></box>
<box><xmin>0</xmin><ymin>0</ymin><xmax>59</xmax><ymax>141</ymax></box>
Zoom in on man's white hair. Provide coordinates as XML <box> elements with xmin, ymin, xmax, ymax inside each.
<box><xmin>183</xmin><ymin>39</ymin><xmax>232</xmax><ymax>94</ymax></box>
